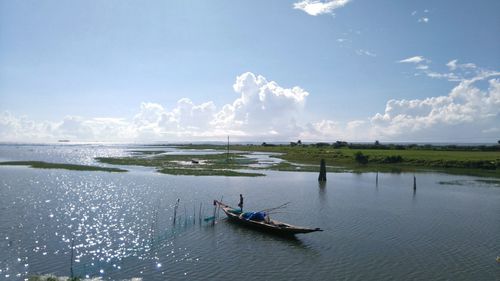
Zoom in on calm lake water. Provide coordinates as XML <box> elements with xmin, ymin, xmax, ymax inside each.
<box><xmin>0</xmin><ymin>144</ymin><xmax>499</xmax><ymax>280</ymax></box>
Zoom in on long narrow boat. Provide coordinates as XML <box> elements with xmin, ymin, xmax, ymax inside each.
<box><xmin>214</xmin><ymin>200</ymin><xmax>322</xmax><ymax>235</ymax></box>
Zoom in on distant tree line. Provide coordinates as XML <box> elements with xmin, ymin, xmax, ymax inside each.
<box><xmin>256</xmin><ymin>140</ymin><xmax>500</xmax><ymax>152</ymax></box>
<box><xmin>281</xmin><ymin>140</ymin><xmax>500</xmax><ymax>152</ymax></box>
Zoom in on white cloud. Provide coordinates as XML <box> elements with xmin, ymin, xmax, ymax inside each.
<box><xmin>213</xmin><ymin>72</ymin><xmax>308</xmax><ymax>138</ymax></box>
<box><xmin>293</xmin><ymin>0</ymin><xmax>350</xmax><ymax>16</ymax></box>
<box><xmin>356</xmin><ymin>49</ymin><xmax>377</xmax><ymax>57</ymax></box>
<box><xmin>416</xmin><ymin>65</ymin><xmax>429</xmax><ymax>70</ymax></box>
<box><xmin>446</xmin><ymin>59</ymin><xmax>458</xmax><ymax>71</ymax></box>
<box><xmin>0</xmin><ymin>112</ymin><xmax>55</xmax><ymax>141</ymax></box>
<box><xmin>418</xmin><ymin>17</ymin><xmax>429</xmax><ymax>23</ymax></box>
<box><xmin>425</xmin><ymin>71</ymin><xmax>460</xmax><ymax>81</ymax></box>
<box><xmin>0</xmin><ymin>72</ymin><xmax>310</xmax><ymax>142</ymax></box>
<box><xmin>1</xmin><ymin>66</ymin><xmax>499</xmax><ymax>143</ymax></box>
<box><xmin>369</xmin><ymin>77</ymin><xmax>500</xmax><ymax>141</ymax></box>
<box><xmin>401</xmin><ymin>56</ymin><xmax>497</xmax><ymax>83</ymax></box>
<box><xmin>412</xmin><ymin>9</ymin><xmax>431</xmax><ymax>23</ymax></box>
<box><xmin>398</xmin><ymin>56</ymin><xmax>428</xmax><ymax>64</ymax></box>
<box><xmin>446</xmin><ymin>59</ymin><xmax>476</xmax><ymax>71</ymax></box>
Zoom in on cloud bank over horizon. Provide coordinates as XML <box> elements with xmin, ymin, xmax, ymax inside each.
<box><xmin>1</xmin><ymin>64</ymin><xmax>499</xmax><ymax>143</ymax></box>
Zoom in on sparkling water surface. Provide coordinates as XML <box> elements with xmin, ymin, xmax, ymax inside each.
<box><xmin>0</xmin><ymin>144</ymin><xmax>499</xmax><ymax>280</ymax></box>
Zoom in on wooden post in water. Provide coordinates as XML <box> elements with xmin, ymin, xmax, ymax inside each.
<box><xmin>413</xmin><ymin>175</ymin><xmax>417</xmax><ymax>191</ymax></box>
<box><xmin>318</xmin><ymin>159</ymin><xmax>327</xmax><ymax>182</ymax></box>
<box><xmin>173</xmin><ymin>198</ymin><xmax>180</xmax><ymax>225</ymax></box>
<box><xmin>376</xmin><ymin>171</ymin><xmax>379</xmax><ymax>186</ymax></box>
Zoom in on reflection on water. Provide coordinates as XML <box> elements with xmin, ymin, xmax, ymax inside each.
<box><xmin>0</xmin><ymin>144</ymin><xmax>499</xmax><ymax>281</ymax></box>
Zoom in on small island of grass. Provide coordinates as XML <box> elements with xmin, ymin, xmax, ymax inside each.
<box><xmin>0</xmin><ymin>161</ymin><xmax>128</xmax><ymax>173</ymax></box>
<box><xmin>96</xmin><ymin>152</ymin><xmax>264</xmax><ymax>177</ymax></box>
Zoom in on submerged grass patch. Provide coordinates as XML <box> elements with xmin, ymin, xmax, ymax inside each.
<box><xmin>438</xmin><ymin>179</ymin><xmax>500</xmax><ymax>188</ymax></box>
<box><xmin>0</xmin><ymin>161</ymin><xmax>127</xmax><ymax>172</ymax></box>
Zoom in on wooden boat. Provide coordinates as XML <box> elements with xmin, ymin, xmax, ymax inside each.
<box><xmin>214</xmin><ymin>200</ymin><xmax>322</xmax><ymax>235</ymax></box>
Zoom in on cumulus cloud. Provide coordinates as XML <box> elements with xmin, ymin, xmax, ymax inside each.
<box><xmin>1</xmin><ymin>66</ymin><xmax>499</xmax><ymax>143</ymax></box>
<box><xmin>293</xmin><ymin>0</ymin><xmax>350</xmax><ymax>16</ymax></box>
<box><xmin>0</xmin><ymin>72</ymin><xmax>310</xmax><ymax>142</ymax></box>
<box><xmin>369</xmin><ymin>77</ymin><xmax>500</xmax><ymax>141</ymax></box>
<box><xmin>300</xmin><ymin>63</ymin><xmax>500</xmax><ymax>142</ymax></box>
<box><xmin>0</xmin><ymin>112</ymin><xmax>55</xmax><ymax>141</ymax></box>
<box><xmin>213</xmin><ymin>72</ymin><xmax>308</xmax><ymax>138</ymax></box>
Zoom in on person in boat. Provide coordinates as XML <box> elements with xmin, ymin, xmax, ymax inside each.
<box><xmin>238</xmin><ymin>194</ymin><xmax>243</xmax><ymax>211</ymax></box>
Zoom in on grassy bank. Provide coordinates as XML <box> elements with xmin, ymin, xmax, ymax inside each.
<box><xmin>0</xmin><ymin>161</ymin><xmax>128</xmax><ymax>173</ymax></box>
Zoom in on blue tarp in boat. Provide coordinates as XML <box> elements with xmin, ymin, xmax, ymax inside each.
<box><xmin>242</xmin><ymin>211</ymin><xmax>266</xmax><ymax>221</ymax></box>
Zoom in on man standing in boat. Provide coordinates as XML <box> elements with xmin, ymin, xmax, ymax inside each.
<box><xmin>238</xmin><ymin>194</ymin><xmax>244</xmax><ymax>211</ymax></box>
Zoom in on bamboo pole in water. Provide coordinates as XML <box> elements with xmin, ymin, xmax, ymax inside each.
<box><xmin>70</xmin><ymin>234</ymin><xmax>75</xmax><ymax>278</ymax></box>
<box><xmin>184</xmin><ymin>205</ymin><xmax>187</xmax><ymax>225</ymax></box>
<box><xmin>216</xmin><ymin>196</ymin><xmax>223</xmax><ymax>219</ymax></box>
<box><xmin>212</xmin><ymin>200</ymin><xmax>217</xmax><ymax>226</ymax></box>
<box><xmin>199</xmin><ymin>202</ymin><xmax>202</xmax><ymax>224</ymax></box>
<box><xmin>193</xmin><ymin>204</ymin><xmax>196</xmax><ymax>225</ymax></box>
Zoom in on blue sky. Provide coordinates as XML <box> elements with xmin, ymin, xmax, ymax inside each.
<box><xmin>1</xmin><ymin>0</ymin><xmax>499</xmax><ymax>142</ymax></box>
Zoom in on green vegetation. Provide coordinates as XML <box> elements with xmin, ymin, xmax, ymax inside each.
<box><xmin>0</xmin><ymin>161</ymin><xmax>127</xmax><ymax>172</ymax></box>
<box><xmin>96</xmin><ymin>152</ymin><xmax>264</xmax><ymax>177</ymax></box>
<box><xmin>354</xmin><ymin>151</ymin><xmax>369</xmax><ymax>165</ymax></box>
<box><xmin>129</xmin><ymin>150</ymin><xmax>166</xmax><ymax>155</ymax></box>
<box><xmin>172</xmin><ymin>143</ymin><xmax>500</xmax><ymax>178</ymax></box>
<box><xmin>28</xmin><ymin>275</ymin><xmax>80</xmax><ymax>281</ymax></box>
<box><xmin>158</xmin><ymin>167</ymin><xmax>263</xmax><ymax>177</ymax></box>
<box><xmin>90</xmin><ymin>142</ymin><xmax>500</xmax><ymax>178</ymax></box>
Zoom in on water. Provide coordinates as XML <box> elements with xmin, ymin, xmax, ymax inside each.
<box><xmin>0</xmin><ymin>144</ymin><xmax>499</xmax><ymax>280</ymax></box>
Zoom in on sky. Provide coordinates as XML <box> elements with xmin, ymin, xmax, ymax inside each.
<box><xmin>1</xmin><ymin>0</ymin><xmax>499</xmax><ymax>143</ymax></box>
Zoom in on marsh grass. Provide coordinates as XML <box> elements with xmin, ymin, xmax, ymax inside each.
<box><xmin>96</xmin><ymin>152</ymin><xmax>263</xmax><ymax>177</ymax></box>
<box><xmin>173</xmin><ymin>144</ymin><xmax>500</xmax><ymax>178</ymax></box>
<box><xmin>94</xmin><ymin>144</ymin><xmax>500</xmax><ymax>178</ymax></box>
<box><xmin>28</xmin><ymin>275</ymin><xmax>81</xmax><ymax>281</ymax></box>
<box><xmin>0</xmin><ymin>161</ymin><xmax>127</xmax><ymax>172</ymax></box>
